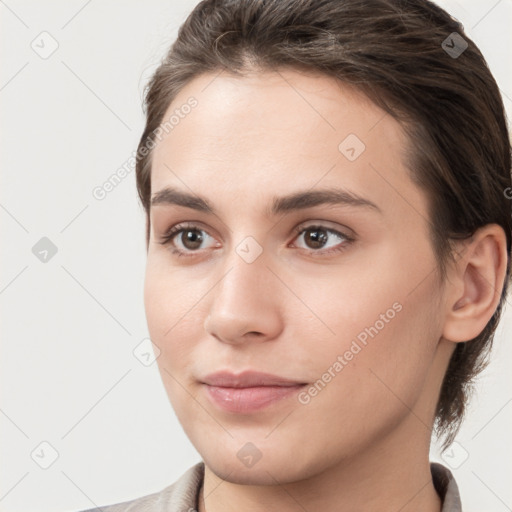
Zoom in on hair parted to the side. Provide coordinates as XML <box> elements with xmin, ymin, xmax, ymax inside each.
<box><xmin>135</xmin><ymin>0</ymin><xmax>512</xmax><ymax>448</ymax></box>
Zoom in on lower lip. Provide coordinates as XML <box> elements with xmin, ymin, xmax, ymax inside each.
<box><xmin>203</xmin><ymin>384</ymin><xmax>306</xmax><ymax>413</ymax></box>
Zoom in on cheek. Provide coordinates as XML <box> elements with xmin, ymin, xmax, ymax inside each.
<box><xmin>345</xmin><ymin>307</ymin><xmax>438</xmax><ymax>426</ymax></box>
<box><xmin>144</xmin><ymin>261</ymin><xmax>189</xmax><ymax>364</ymax></box>
<box><xmin>290</xmin><ymin>245</ymin><xmax>442</xmax><ymax>415</ymax></box>
<box><xmin>144</xmin><ymin>258</ymin><xmax>211</xmax><ymax>392</ymax></box>
<box><xmin>144</xmin><ymin>264</ymin><xmax>202</xmax><ymax>420</ymax></box>
<box><xmin>144</xmin><ymin>264</ymin><xmax>169</xmax><ymax>343</ymax></box>
<box><xmin>144</xmin><ymin>254</ymin><xmax>199</xmax><ymax>335</ymax></box>
<box><xmin>280</xmin><ymin>296</ymin><xmax>440</xmax><ymax>462</ymax></box>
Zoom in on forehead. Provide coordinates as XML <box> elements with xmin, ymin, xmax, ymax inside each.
<box><xmin>150</xmin><ymin>68</ymin><xmax>420</xmax><ymax>217</ymax></box>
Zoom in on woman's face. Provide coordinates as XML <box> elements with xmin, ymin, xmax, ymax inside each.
<box><xmin>144</xmin><ymin>68</ymin><xmax>451</xmax><ymax>484</ymax></box>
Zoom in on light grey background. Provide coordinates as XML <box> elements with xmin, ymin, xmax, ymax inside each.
<box><xmin>1</xmin><ymin>1</ymin><xmax>511</xmax><ymax>511</ymax></box>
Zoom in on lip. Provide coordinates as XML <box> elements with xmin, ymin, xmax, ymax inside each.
<box><xmin>201</xmin><ymin>370</ymin><xmax>306</xmax><ymax>388</ymax></box>
<box><xmin>201</xmin><ymin>370</ymin><xmax>308</xmax><ymax>413</ymax></box>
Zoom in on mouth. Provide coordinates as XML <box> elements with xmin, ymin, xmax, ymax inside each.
<box><xmin>200</xmin><ymin>370</ymin><xmax>308</xmax><ymax>413</ymax></box>
<box><xmin>202</xmin><ymin>383</ymin><xmax>308</xmax><ymax>413</ymax></box>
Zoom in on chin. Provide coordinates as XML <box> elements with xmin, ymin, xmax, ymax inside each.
<box><xmin>200</xmin><ymin>443</ymin><xmax>326</xmax><ymax>486</ymax></box>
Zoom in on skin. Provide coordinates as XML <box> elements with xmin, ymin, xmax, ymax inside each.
<box><xmin>144</xmin><ymin>68</ymin><xmax>507</xmax><ymax>512</ymax></box>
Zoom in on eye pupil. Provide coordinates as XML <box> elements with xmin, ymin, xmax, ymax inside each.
<box><xmin>305</xmin><ymin>228</ymin><xmax>328</xmax><ymax>249</ymax></box>
<box><xmin>182</xmin><ymin>229</ymin><xmax>203</xmax><ymax>250</ymax></box>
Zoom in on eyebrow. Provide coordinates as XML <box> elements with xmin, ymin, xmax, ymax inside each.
<box><xmin>150</xmin><ymin>186</ymin><xmax>382</xmax><ymax>216</ymax></box>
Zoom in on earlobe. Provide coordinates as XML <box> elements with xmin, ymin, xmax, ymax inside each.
<box><xmin>442</xmin><ymin>224</ymin><xmax>508</xmax><ymax>343</ymax></box>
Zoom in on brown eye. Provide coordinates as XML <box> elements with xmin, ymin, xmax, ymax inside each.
<box><xmin>159</xmin><ymin>223</ymin><xmax>219</xmax><ymax>257</ymax></box>
<box><xmin>292</xmin><ymin>223</ymin><xmax>353</xmax><ymax>256</ymax></box>
<box><xmin>179</xmin><ymin>229</ymin><xmax>204</xmax><ymax>250</ymax></box>
<box><xmin>303</xmin><ymin>227</ymin><xmax>329</xmax><ymax>249</ymax></box>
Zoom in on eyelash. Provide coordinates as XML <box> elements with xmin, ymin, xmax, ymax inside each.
<box><xmin>158</xmin><ymin>222</ymin><xmax>354</xmax><ymax>259</ymax></box>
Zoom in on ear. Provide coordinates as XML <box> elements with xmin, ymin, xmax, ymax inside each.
<box><xmin>442</xmin><ymin>224</ymin><xmax>509</xmax><ymax>343</ymax></box>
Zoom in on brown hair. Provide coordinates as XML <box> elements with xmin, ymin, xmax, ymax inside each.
<box><xmin>135</xmin><ymin>0</ymin><xmax>512</xmax><ymax>447</ymax></box>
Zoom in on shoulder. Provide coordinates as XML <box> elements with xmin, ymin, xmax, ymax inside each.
<box><xmin>76</xmin><ymin>461</ymin><xmax>204</xmax><ymax>512</ymax></box>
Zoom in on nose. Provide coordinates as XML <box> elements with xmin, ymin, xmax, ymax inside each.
<box><xmin>203</xmin><ymin>248</ymin><xmax>284</xmax><ymax>345</ymax></box>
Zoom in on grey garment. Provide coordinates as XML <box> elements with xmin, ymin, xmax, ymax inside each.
<box><xmin>432</xmin><ymin>462</ymin><xmax>463</xmax><ymax>512</ymax></box>
<box><xmin>78</xmin><ymin>461</ymin><xmax>462</xmax><ymax>512</ymax></box>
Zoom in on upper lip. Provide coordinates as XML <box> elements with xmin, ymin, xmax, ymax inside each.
<box><xmin>201</xmin><ymin>370</ymin><xmax>306</xmax><ymax>388</ymax></box>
